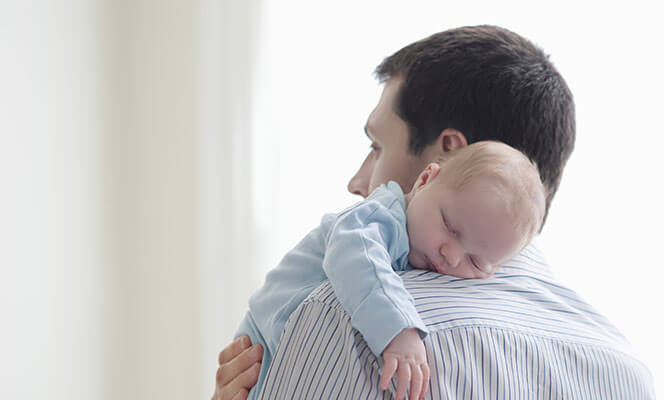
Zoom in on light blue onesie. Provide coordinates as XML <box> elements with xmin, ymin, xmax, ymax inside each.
<box><xmin>235</xmin><ymin>182</ymin><xmax>428</xmax><ymax>399</ymax></box>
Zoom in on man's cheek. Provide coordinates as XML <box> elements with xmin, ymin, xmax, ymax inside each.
<box><xmin>369</xmin><ymin>174</ymin><xmax>385</xmax><ymax>193</ymax></box>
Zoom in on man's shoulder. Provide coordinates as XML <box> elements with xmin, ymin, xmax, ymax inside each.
<box><xmin>305</xmin><ymin>243</ymin><xmax>630</xmax><ymax>351</ymax></box>
<box><xmin>416</xmin><ymin>245</ymin><xmax>644</xmax><ymax>355</ymax></box>
<box><xmin>279</xmin><ymin>243</ymin><xmax>655</xmax><ymax>399</ymax></box>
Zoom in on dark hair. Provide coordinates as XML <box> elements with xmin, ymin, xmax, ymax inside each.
<box><xmin>375</xmin><ymin>25</ymin><xmax>575</xmax><ymax>226</ymax></box>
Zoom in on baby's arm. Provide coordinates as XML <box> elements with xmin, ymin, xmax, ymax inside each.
<box><xmin>322</xmin><ymin>203</ymin><xmax>429</xmax><ymax>399</ymax></box>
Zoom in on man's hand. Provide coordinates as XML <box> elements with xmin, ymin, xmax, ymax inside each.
<box><xmin>380</xmin><ymin>328</ymin><xmax>429</xmax><ymax>400</ymax></box>
<box><xmin>212</xmin><ymin>335</ymin><xmax>263</xmax><ymax>400</ymax></box>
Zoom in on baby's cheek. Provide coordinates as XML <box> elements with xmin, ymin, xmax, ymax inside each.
<box><xmin>407</xmin><ymin>252</ymin><xmax>423</xmax><ymax>270</ymax></box>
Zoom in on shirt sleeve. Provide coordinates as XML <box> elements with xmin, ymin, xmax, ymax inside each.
<box><xmin>321</xmin><ymin>202</ymin><xmax>427</xmax><ymax>357</ymax></box>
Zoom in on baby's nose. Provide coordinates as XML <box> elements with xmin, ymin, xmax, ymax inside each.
<box><xmin>441</xmin><ymin>243</ymin><xmax>462</xmax><ymax>268</ymax></box>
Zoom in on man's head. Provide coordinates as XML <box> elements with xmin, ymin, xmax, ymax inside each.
<box><xmin>404</xmin><ymin>141</ymin><xmax>546</xmax><ymax>278</ymax></box>
<box><xmin>348</xmin><ymin>25</ymin><xmax>575</xmax><ymax>226</ymax></box>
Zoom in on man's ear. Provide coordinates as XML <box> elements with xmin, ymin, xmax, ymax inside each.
<box><xmin>439</xmin><ymin>128</ymin><xmax>468</xmax><ymax>152</ymax></box>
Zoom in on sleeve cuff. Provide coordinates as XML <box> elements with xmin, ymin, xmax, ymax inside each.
<box><xmin>350</xmin><ymin>288</ymin><xmax>428</xmax><ymax>357</ymax></box>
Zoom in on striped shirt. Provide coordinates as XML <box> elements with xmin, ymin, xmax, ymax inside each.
<box><xmin>257</xmin><ymin>243</ymin><xmax>655</xmax><ymax>399</ymax></box>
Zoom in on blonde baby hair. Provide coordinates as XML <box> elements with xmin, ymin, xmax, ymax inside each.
<box><xmin>436</xmin><ymin>141</ymin><xmax>546</xmax><ymax>257</ymax></box>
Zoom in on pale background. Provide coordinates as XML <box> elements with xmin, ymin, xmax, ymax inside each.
<box><xmin>1</xmin><ymin>0</ymin><xmax>661</xmax><ymax>399</ymax></box>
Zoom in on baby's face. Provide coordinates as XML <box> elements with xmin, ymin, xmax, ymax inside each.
<box><xmin>405</xmin><ymin>165</ymin><xmax>523</xmax><ymax>278</ymax></box>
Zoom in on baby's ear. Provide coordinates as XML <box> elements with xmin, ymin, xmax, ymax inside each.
<box><xmin>413</xmin><ymin>163</ymin><xmax>441</xmax><ymax>190</ymax></box>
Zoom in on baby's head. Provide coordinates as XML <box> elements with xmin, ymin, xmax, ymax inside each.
<box><xmin>404</xmin><ymin>141</ymin><xmax>546</xmax><ymax>278</ymax></box>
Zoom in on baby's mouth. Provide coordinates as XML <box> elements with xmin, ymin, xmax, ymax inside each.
<box><xmin>424</xmin><ymin>254</ymin><xmax>441</xmax><ymax>273</ymax></box>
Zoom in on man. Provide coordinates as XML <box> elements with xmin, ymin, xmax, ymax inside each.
<box><xmin>214</xmin><ymin>25</ymin><xmax>654</xmax><ymax>399</ymax></box>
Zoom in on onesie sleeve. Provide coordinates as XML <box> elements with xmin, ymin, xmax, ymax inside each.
<box><xmin>322</xmin><ymin>202</ymin><xmax>428</xmax><ymax>357</ymax></box>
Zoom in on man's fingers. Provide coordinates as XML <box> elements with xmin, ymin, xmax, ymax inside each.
<box><xmin>219</xmin><ymin>336</ymin><xmax>252</xmax><ymax>365</ymax></box>
<box><xmin>409</xmin><ymin>364</ymin><xmax>423</xmax><ymax>400</ymax></box>
<box><xmin>217</xmin><ymin>344</ymin><xmax>263</xmax><ymax>387</ymax></box>
<box><xmin>420</xmin><ymin>363</ymin><xmax>430</xmax><ymax>399</ymax></box>
<box><xmin>395</xmin><ymin>363</ymin><xmax>410</xmax><ymax>400</ymax></box>
<box><xmin>224</xmin><ymin>362</ymin><xmax>261</xmax><ymax>399</ymax></box>
<box><xmin>380</xmin><ymin>357</ymin><xmax>397</xmax><ymax>390</ymax></box>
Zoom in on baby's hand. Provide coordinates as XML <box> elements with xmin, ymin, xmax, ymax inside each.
<box><xmin>380</xmin><ymin>328</ymin><xmax>429</xmax><ymax>400</ymax></box>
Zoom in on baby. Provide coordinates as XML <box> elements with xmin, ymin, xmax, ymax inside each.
<box><xmin>235</xmin><ymin>141</ymin><xmax>546</xmax><ymax>400</ymax></box>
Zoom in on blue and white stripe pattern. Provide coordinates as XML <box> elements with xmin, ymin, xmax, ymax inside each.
<box><xmin>257</xmin><ymin>244</ymin><xmax>655</xmax><ymax>399</ymax></box>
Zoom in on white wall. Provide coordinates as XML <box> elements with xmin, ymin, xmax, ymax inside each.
<box><xmin>197</xmin><ymin>0</ymin><xmax>263</xmax><ymax>395</ymax></box>
<box><xmin>2</xmin><ymin>1</ymin><xmax>227</xmax><ymax>399</ymax></box>
<box><xmin>100</xmin><ymin>1</ymin><xmax>201</xmax><ymax>399</ymax></box>
<box><xmin>1</xmin><ymin>1</ymin><xmax>104</xmax><ymax>398</ymax></box>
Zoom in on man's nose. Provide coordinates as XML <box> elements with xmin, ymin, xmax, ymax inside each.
<box><xmin>347</xmin><ymin>174</ymin><xmax>368</xmax><ymax>197</ymax></box>
<box><xmin>440</xmin><ymin>241</ymin><xmax>462</xmax><ymax>268</ymax></box>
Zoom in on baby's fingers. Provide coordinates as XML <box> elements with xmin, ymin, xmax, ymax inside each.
<box><xmin>396</xmin><ymin>363</ymin><xmax>411</xmax><ymax>400</ymax></box>
<box><xmin>409</xmin><ymin>364</ymin><xmax>423</xmax><ymax>400</ymax></box>
<box><xmin>380</xmin><ymin>357</ymin><xmax>397</xmax><ymax>390</ymax></box>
